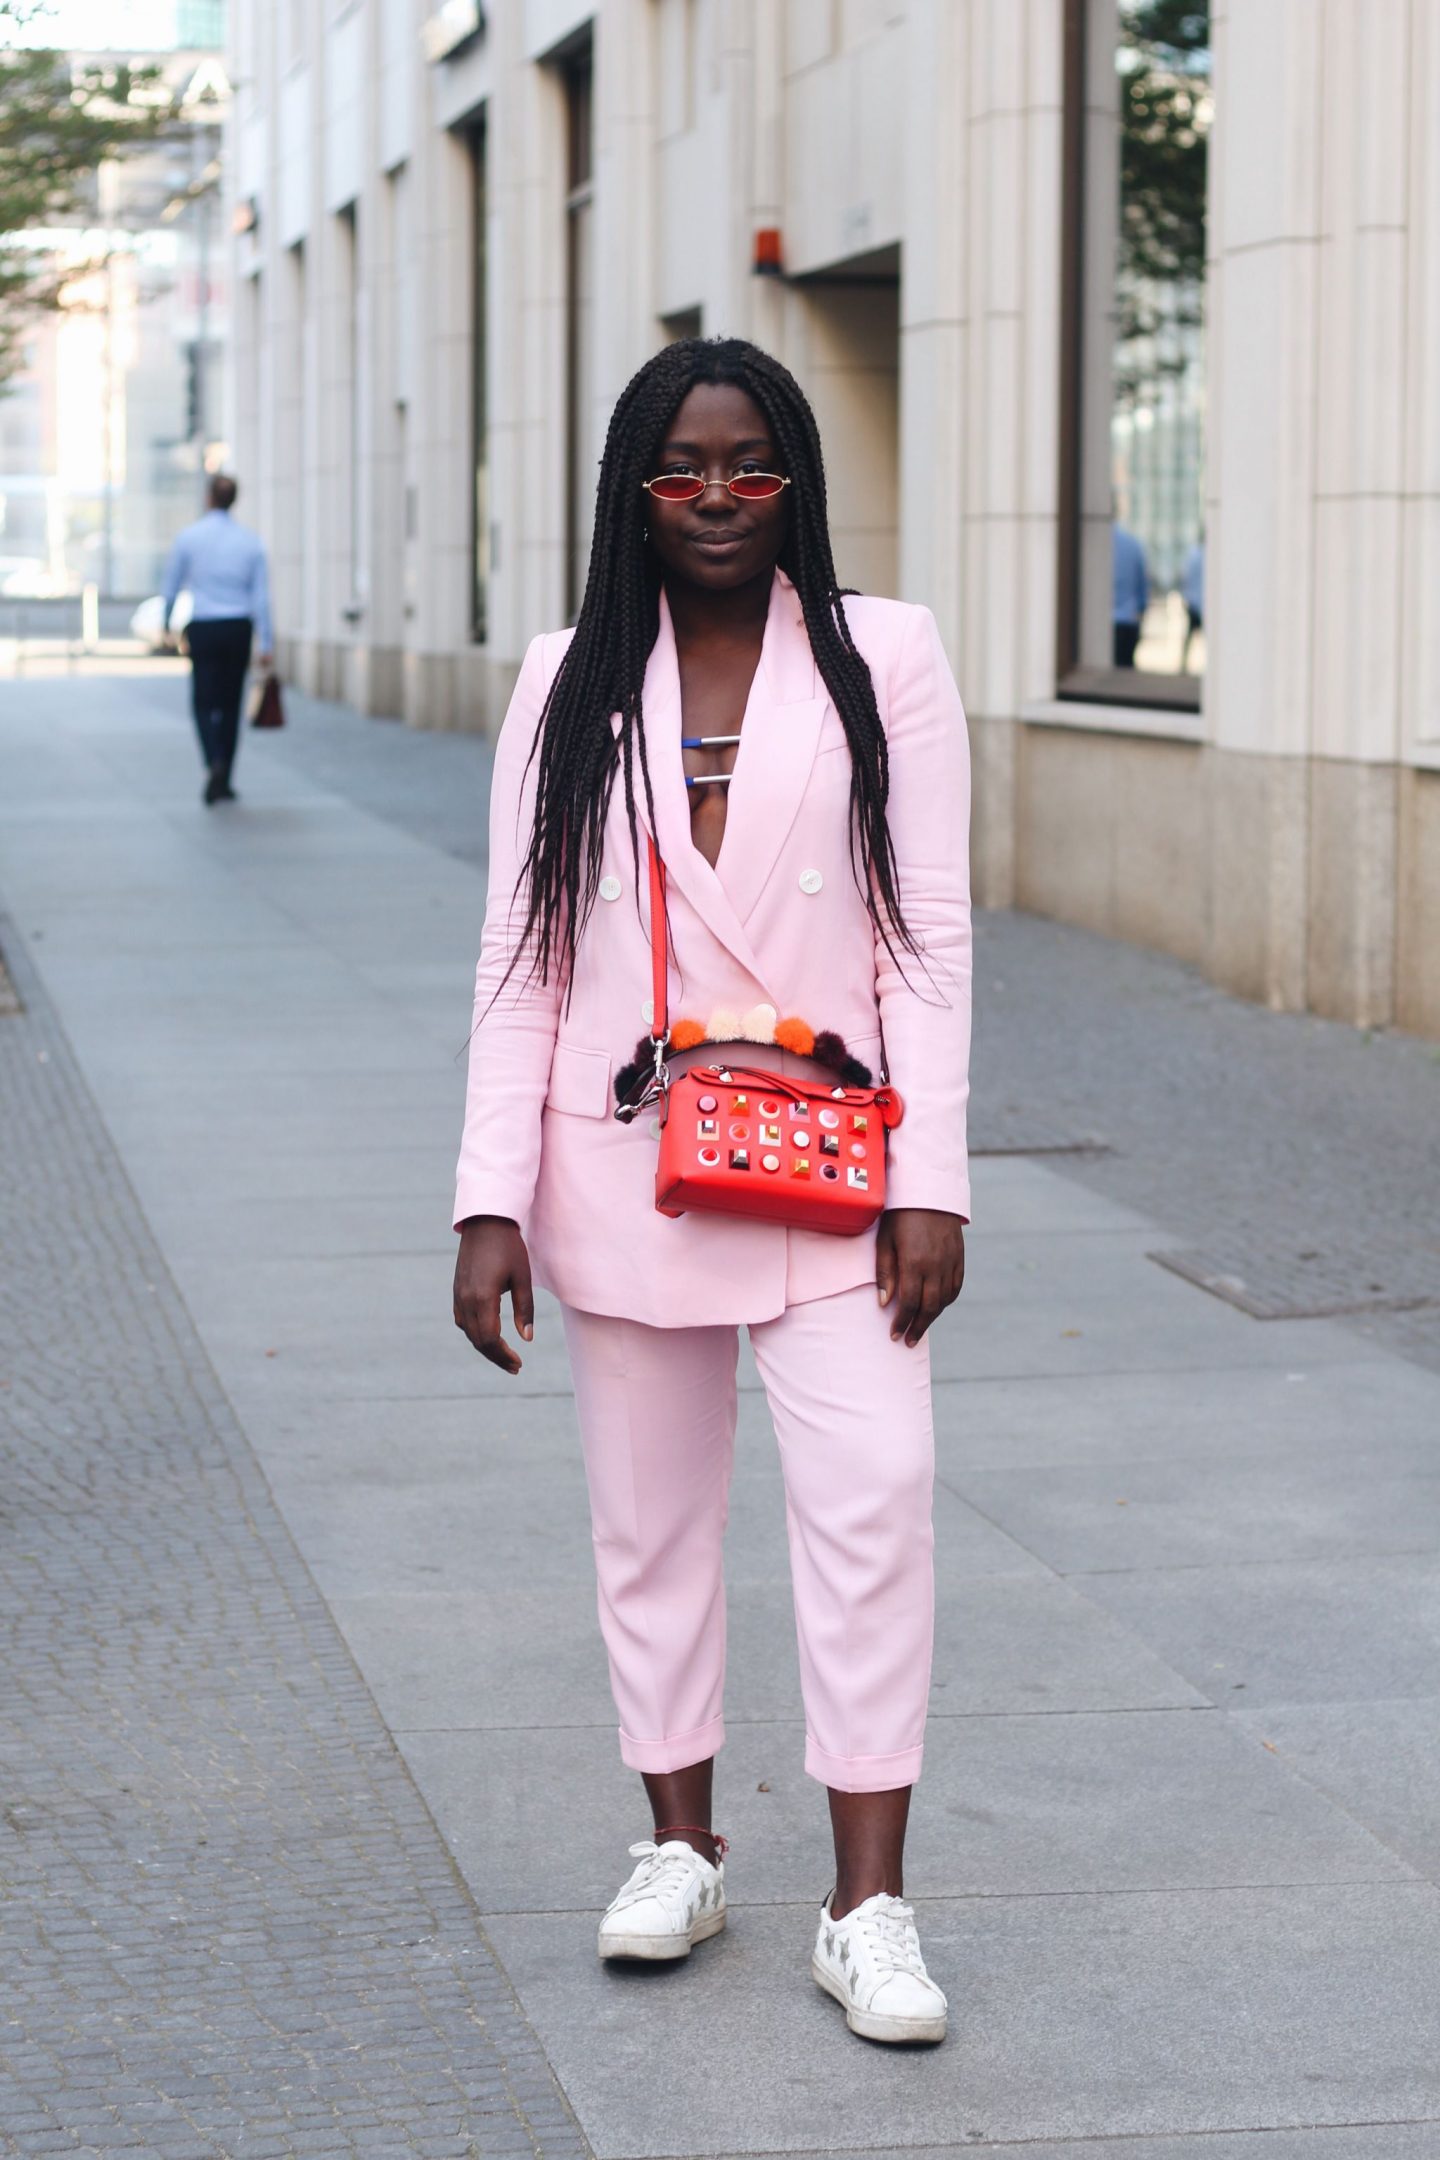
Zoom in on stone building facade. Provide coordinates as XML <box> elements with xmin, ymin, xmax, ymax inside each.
<box><xmin>228</xmin><ymin>0</ymin><xmax>1440</xmax><ymax>1037</ymax></box>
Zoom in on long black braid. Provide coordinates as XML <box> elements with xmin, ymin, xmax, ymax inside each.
<box><xmin>514</xmin><ymin>335</ymin><xmax>919</xmax><ymax>993</ymax></box>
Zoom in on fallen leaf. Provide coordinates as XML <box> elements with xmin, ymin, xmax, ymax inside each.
<box><xmin>757</xmin><ymin>1781</ymin><xmax>771</xmax><ymax>1793</ymax></box>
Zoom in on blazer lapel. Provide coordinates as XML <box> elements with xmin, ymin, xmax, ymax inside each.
<box><xmin>714</xmin><ymin>568</ymin><xmax>829</xmax><ymax>926</ymax></box>
<box><xmin>632</xmin><ymin>589</ymin><xmax>776</xmax><ymax>997</ymax></box>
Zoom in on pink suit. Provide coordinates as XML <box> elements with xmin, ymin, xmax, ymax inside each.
<box><xmin>455</xmin><ymin>567</ymin><xmax>973</xmax><ymax>1789</ymax></box>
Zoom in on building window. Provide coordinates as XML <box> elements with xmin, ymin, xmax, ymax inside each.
<box><xmin>562</xmin><ymin>32</ymin><xmax>595</xmax><ymax>623</ymax></box>
<box><xmin>470</xmin><ymin>121</ymin><xmax>489</xmax><ymax>643</ymax></box>
<box><xmin>337</xmin><ymin>202</ymin><xmax>362</xmax><ymax>617</ymax></box>
<box><xmin>1058</xmin><ymin>0</ymin><xmax>1212</xmax><ymax>707</ymax></box>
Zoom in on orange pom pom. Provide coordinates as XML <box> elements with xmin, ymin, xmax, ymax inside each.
<box><xmin>669</xmin><ymin>1018</ymin><xmax>707</xmax><ymax>1051</ymax></box>
<box><xmin>774</xmin><ymin>1016</ymin><xmax>816</xmax><ymax>1056</ymax></box>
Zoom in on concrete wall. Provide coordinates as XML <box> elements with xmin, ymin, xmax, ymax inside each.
<box><xmin>228</xmin><ymin>0</ymin><xmax>1440</xmax><ymax>1039</ymax></box>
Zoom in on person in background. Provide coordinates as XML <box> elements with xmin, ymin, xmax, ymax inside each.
<box><xmin>163</xmin><ymin>475</ymin><xmax>273</xmax><ymax>806</ymax></box>
<box><xmin>1112</xmin><ymin>522</ymin><xmax>1149</xmax><ymax>668</ymax></box>
<box><xmin>1181</xmin><ymin>533</ymin><xmax>1205</xmax><ymax>672</ymax></box>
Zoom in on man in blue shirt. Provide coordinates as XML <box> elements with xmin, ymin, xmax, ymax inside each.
<box><xmin>1180</xmin><ymin>534</ymin><xmax>1205</xmax><ymax>672</ymax></box>
<box><xmin>1111</xmin><ymin>523</ymin><xmax>1149</xmax><ymax>668</ymax></box>
<box><xmin>163</xmin><ymin>475</ymin><xmax>273</xmax><ymax>805</ymax></box>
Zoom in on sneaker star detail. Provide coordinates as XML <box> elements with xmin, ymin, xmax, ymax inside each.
<box><xmin>811</xmin><ymin>1889</ymin><xmax>947</xmax><ymax>2043</ymax></box>
<box><xmin>597</xmin><ymin>1839</ymin><xmax>727</xmax><ymax>1961</ymax></box>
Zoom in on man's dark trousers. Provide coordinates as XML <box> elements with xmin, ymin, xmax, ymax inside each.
<box><xmin>187</xmin><ymin>617</ymin><xmax>253</xmax><ymax>784</ymax></box>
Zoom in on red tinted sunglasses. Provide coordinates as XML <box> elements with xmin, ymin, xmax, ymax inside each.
<box><xmin>641</xmin><ymin>472</ymin><xmax>791</xmax><ymax>503</ymax></box>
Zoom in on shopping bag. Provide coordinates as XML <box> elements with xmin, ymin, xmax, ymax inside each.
<box><xmin>250</xmin><ymin>672</ymin><xmax>286</xmax><ymax>729</ymax></box>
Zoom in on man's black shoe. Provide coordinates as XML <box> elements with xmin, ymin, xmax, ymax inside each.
<box><xmin>203</xmin><ymin>768</ymin><xmax>225</xmax><ymax>805</ymax></box>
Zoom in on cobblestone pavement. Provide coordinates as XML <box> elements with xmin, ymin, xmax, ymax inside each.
<box><xmin>0</xmin><ymin>909</ymin><xmax>589</xmax><ymax>2157</ymax></box>
<box><xmin>272</xmin><ymin>677</ymin><xmax>1440</xmax><ymax>1373</ymax></box>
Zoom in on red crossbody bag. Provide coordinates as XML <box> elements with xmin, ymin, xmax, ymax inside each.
<box><xmin>616</xmin><ymin>837</ymin><xmax>904</xmax><ymax>1235</ymax></box>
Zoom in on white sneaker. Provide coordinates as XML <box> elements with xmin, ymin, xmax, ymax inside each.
<box><xmin>597</xmin><ymin>1839</ymin><xmax>727</xmax><ymax>1962</ymax></box>
<box><xmin>811</xmin><ymin>1890</ymin><xmax>948</xmax><ymax>2043</ymax></box>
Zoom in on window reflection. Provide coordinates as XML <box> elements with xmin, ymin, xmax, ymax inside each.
<box><xmin>1071</xmin><ymin>0</ymin><xmax>1211</xmax><ymax>693</ymax></box>
<box><xmin>1113</xmin><ymin>1</ymin><xmax>1210</xmax><ymax>676</ymax></box>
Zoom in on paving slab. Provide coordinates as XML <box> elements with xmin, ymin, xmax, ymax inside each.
<box><xmin>482</xmin><ymin>1882</ymin><xmax>1440</xmax><ymax>2156</ymax></box>
<box><xmin>261</xmin><ymin>1396</ymin><xmax>1046</xmax><ymax>1601</ymax></box>
<box><xmin>928</xmin><ymin>1355</ymin><xmax>1440</xmax><ymax>1470</ymax></box>
<box><xmin>1233</xmin><ymin>1696</ymin><xmax>1440</xmax><ymax>1883</ymax></box>
<box><xmin>928</xmin><ymin>1281</ymin><xmax>1382</xmax><ymax>1382</ymax></box>
<box><xmin>328</xmin><ymin>1568</ymin><xmax>1203</xmax><ymax>1736</ymax></box>
<box><xmin>1081</xmin><ymin>1554</ymin><xmax>1440</xmax><ymax>1706</ymax></box>
<box><xmin>698</xmin><ymin>2135</ymin><xmax>1440</xmax><ymax>2160</ymax></box>
<box><xmin>402</xmin><ymin>1707</ymin><xmax>1409</xmax><ymax>1917</ymax></box>
<box><xmin>948</xmin><ymin>1434</ymin><xmax>1440</xmax><ymax>1573</ymax></box>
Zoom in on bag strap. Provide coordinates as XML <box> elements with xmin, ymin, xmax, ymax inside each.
<box><xmin>647</xmin><ymin>835</ymin><xmax>669</xmax><ymax>1045</ymax></box>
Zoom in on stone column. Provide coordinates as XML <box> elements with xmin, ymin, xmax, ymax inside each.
<box><xmin>1206</xmin><ymin>0</ymin><xmax>1420</xmax><ymax>1027</ymax></box>
<box><xmin>915</xmin><ymin>0</ymin><xmax>1065</xmax><ymax>910</ymax></box>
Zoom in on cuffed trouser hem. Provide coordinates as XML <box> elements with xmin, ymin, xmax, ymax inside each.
<box><xmin>805</xmin><ymin>1736</ymin><xmax>924</xmax><ymax>1793</ymax></box>
<box><xmin>618</xmin><ymin>1715</ymin><xmax>726</xmax><ymax>1775</ymax></box>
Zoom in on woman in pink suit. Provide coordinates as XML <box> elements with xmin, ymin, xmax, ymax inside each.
<box><xmin>454</xmin><ymin>338</ymin><xmax>971</xmax><ymax>2045</ymax></box>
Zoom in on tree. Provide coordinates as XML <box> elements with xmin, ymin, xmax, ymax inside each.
<box><xmin>0</xmin><ymin>0</ymin><xmax>174</xmax><ymax>383</ymax></box>
<box><xmin>1119</xmin><ymin>2</ymin><xmax>1210</xmax><ymax>286</ymax></box>
<box><xmin>1115</xmin><ymin>0</ymin><xmax>1211</xmax><ymax>386</ymax></box>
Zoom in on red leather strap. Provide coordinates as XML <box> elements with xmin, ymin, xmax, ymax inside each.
<box><xmin>647</xmin><ymin>835</ymin><xmax>668</xmax><ymax>1044</ymax></box>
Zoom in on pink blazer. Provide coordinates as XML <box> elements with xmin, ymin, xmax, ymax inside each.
<box><xmin>454</xmin><ymin>566</ymin><xmax>973</xmax><ymax>1328</ymax></box>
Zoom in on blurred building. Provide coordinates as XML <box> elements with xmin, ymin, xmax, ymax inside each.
<box><xmin>0</xmin><ymin>32</ymin><xmax>231</xmax><ymax>600</ymax></box>
<box><xmin>228</xmin><ymin>1</ymin><xmax>1440</xmax><ymax>1039</ymax></box>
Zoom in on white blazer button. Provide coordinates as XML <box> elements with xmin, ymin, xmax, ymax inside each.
<box><xmin>599</xmin><ymin>875</ymin><xmax>622</xmax><ymax>901</ymax></box>
<box><xmin>799</xmin><ymin>868</ymin><xmax>823</xmax><ymax>895</ymax></box>
<box><xmin>641</xmin><ymin>997</ymin><xmax>654</xmax><ymax>1025</ymax></box>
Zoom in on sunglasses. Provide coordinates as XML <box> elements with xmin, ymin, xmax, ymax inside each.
<box><xmin>641</xmin><ymin>471</ymin><xmax>791</xmax><ymax>503</ymax></box>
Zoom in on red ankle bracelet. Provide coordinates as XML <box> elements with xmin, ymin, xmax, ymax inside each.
<box><xmin>652</xmin><ymin>1823</ymin><xmax>728</xmax><ymax>1858</ymax></box>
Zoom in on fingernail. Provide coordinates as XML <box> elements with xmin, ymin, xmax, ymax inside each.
<box><xmin>521</xmin><ymin>1324</ymin><xmax>533</xmax><ymax>1341</ymax></box>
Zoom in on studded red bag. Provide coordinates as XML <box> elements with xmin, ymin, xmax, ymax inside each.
<box><xmin>615</xmin><ymin>838</ymin><xmax>903</xmax><ymax>1235</ymax></box>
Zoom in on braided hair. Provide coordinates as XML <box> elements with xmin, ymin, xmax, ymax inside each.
<box><xmin>515</xmin><ymin>335</ymin><xmax>918</xmax><ymax>992</ymax></box>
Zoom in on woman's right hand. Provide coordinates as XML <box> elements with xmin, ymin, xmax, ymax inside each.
<box><xmin>453</xmin><ymin>1216</ymin><xmax>535</xmax><ymax>1374</ymax></box>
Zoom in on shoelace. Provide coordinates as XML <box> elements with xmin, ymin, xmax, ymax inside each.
<box><xmin>852</xmin><ymin>1894</ymin><xmax>929</xmax><ymax>1979</ymax></box>
<box><xmin>607</xmin><ymin>1840</ymin><xmax>712</xmax><ymax>1915</ymax></box>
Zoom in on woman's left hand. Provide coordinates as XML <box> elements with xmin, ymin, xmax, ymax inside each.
<box><xmin>876</xmin><ymin>1209</ymin><xmax>967</xmax><ymax>1347</ymax></box>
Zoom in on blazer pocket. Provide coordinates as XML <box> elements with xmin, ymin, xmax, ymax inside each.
<box><xmin>545</xmin><ymin>1041</ymin><xmax>613</xmax><ymax>1118</ymax></box>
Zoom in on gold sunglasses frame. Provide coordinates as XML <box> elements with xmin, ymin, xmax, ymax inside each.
<box><xmin>640</xmin><ymin>473</ymin><xmax>792</xmax><ymax>503</ymax></box>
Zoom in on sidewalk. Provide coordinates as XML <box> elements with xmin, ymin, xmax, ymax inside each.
<box><xmin>2</xmin><ymin>666</ymin><xmax>1439</xmax><ymax>2158</ymax></box>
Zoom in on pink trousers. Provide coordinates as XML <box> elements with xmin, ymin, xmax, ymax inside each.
<box><xmin>561</xmin><ymin>1284</ymin><xmax>936</xmax><ymax>1794</ymax></box>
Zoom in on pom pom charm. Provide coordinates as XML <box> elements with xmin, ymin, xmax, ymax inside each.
<box><xmin>773</xmin><ymin>1016</ymin><xmax>815</xmax><ymax>1056</ymax></box>
<box><xmin>614</xmin><ymin>1011</ymin><xmax>872</xmax><ymax>1103</ymax></box>
<box><xmin>613</xmin><ymin>1033</ymin><xmax>654</xmax><ymax>1103</ymax></box>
